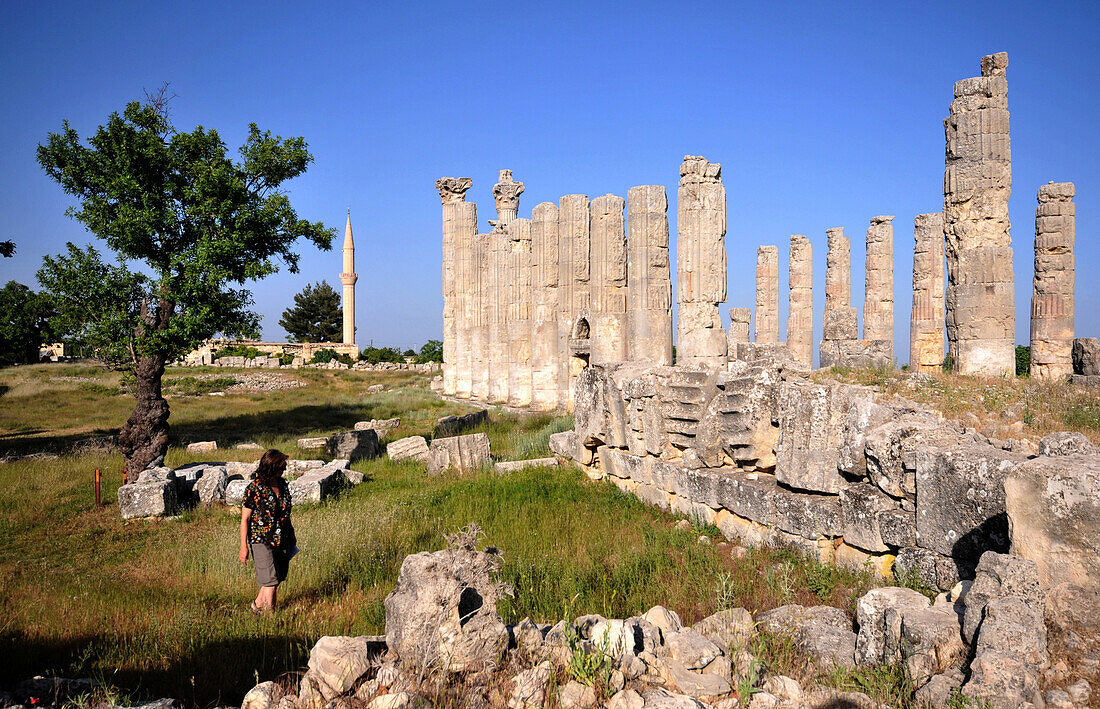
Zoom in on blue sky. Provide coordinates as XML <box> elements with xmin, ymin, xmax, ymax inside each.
<box><xmin>2</xmin><ymin>1</ymin><xmax>1097</xmax><ymax>362</ymax></box>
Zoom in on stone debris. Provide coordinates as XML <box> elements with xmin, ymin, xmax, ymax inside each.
<box><xmin>427</xmin><ymin>433</ymin><xmax>491</xmax><ymax>476</ymax></box>
<box><xmin>386</xmin><ymin>435</ymin><xmax>430</xmax><ymax>463</ymax></box>
<box><xmin>186</xmin><ymin>441</ymin><xmax>217</xmax><ymax>453</ymax></box>
<box><xmin>493</xmin><ymin>457</ymin><xmax>558</xmax><ymax>474</ymax></box>
<box><xmin>755</xmin><ymin>605</ymin><xmax>857</xmax><ymax>668</ymax></box>
<box><xmin>327</xmin><ymin>429</ymin><xmax>382</xmax><ymax>462</ymax></box>
<box><xmin>297</xmin><ymin>437</ymin><xmax>329</xmax><ymax>450</ymax></box>
<box><xmin>433</xmin><ymin>409</ymin><xmax>488</xmax><ymax>436</ymax></box>
<box><xmin>1073</xmin><ymin>337</ymin><xmax>1100</xmax><ymax>375</ymax></box>
<box><xmin>354</xmin><ymin>418</ymin><xmax>400</xmax><ymax>436</ymax></box>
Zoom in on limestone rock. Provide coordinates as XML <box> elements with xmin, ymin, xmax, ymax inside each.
<box><xmin>387</xmin><ymin>436</ymin><xmax>430</xmax><ymax>463</ymax></box>
<box><xmin>558</xmin><ymin>680</ymin><xmax>596</xmax><ymax>709</ymax></box>
<box><xmin>755</xmin><ymin>605</ymin><xmax>856</xmax><ymax>668</ymax></box>
<box><xmin>187</xmin><ymin>441</ymin><xmax>217</xmax><ymax>453</ymax></box>
<box><xmin>327</xmin><ymin>429</ymin><xmax>381</xmax><ymax>462</ymax></box>
<box><xmin>894</xmin><ymin>547</ymin><xmax>960</xmax><ymax>591</ymax></box>
<box><xmin>864</xmin><ymin>416</ymin><xmax>964</xmax><ymax>500</ymax></box>
<box><xmin>493</xmin><ymin>458</ymin><xmax>558</xmax><ymax>474</ymax></box>
<box><xmin>639</xmin><ymin>688</ymin><xmax>708</xmax><ymax>708</ymax></box>
<box><xmin>962</xmin><ymin>551</ymin><xmax>1043</xmax><ymax>644</ymax></box>
<box><xmin>297</xmin><ymin>437</ymin><xmax>329</xmax><ymax>450</ymax></box>
<box><xmin>118</xmin><ymin>480</ymin><xmax>179</xmax><ymax>519</ymax></box>
<box><xmin>355</xmin><ymin>418</ymin><xmax>400</xmax><ymax>436</ymax></box>
<box><xmin>241</xmin><ymin>681</ymin><xmax>283</xmax><ymax>709</ymax></box>
<box><xmin>963</xmin><ymin>597</ymin><xmax>1049</xmax><ymax>709</ymax></box>
<box><xmin>427</xmin><ymin>433</ymin><xmax>491</xmax><ymax>476</ymax></box>
<box><xmin>642</xmin><ymin>605</ymin><xmax>683</xmax><ymax>636</ymax></box>
<box><xmin>224</xmin><ymin>478</ymin><xmax>248</xmax><ymax>506</ymax></box>
<box><xmin>840</xmin><ymin>483</ymin><xmax>900</xmax><ymax>553</ymax></box>
<box><xmin>1038</xmin><ymin>431</ymin><xmax>1099</xmax><ymax>457</ymax></box>
<box><xmin>854</xmin><ymin>586</ymin><xmax>930</xmax><ymax>666</ymax></box>
<box><xmin>289</xmin><ymin>467</ymin><xmax>347</xmax><ymax>505</ymax></box>
<box><xmin>662</xmin><ymin>659</ymin><xmax>732</xmax><ymax>698</ymax></box>
<box><xmin>914</xmin><ymin>443</ymin><xmax>1021</xmax><ymax>564</ymax></box>
<box><xmin>658</xmin><ymin>628</ymin><xmax>721</xmax><ymax>670</ymax></box>
<box><xmin>892</xmin><ymin>607</ymin><xmax>968</xmax><ymax>687</ymax></box>
<box><xmin>434</xmin><ymin>410</ymin><xmax>488</xmax><ymax>436</ymax></box>
<box><xmin>776</xmin><ymin>380</ymin><xmax>873</xmax><ymax>493</ymax></box>
<box><xmin>383</xmin><ymin>547</ymin><xmax>509</xmax><ymax>673</ymax></box>
<box><xmin>1073</xmin><ymin>337</ymin><xmax>1100</xmax><ymax>375</ymax></box>
<box><xmin>194</xmin><ymin>467</ymin><xmax>228</xmax><ymax>504</ymax></box>
<box><xmin>506</xmin><ymin>660</ymin><xmax>551</xmax><ymax>709</ymax></box>
<box><xmin>548</xmin><ymin>430</ymin><xmax>578</xmax><ymax>461</ymax></box>
<box><xmin>692</xmin><ymin>608</ymin><xmax>753</xmax><ymax>653</ymax></box>
<box><xmin>307</xmin><ymin>636</ymin><xmax>378</xmax><ymax>698</ymax></box>
<box><xmin>1005</xmin><ymin>454</ymin><xmax>1100</xmax><ymax>594</ymax></box>
<box><xmin>914</xmin><ymin>669</ymin><xmax>964</xmax><ymax>709</ymax></box>
<box><xmin>607</xmin><ymin>689</ymin><xmax>644</xmax><ymax>709</ymax></box>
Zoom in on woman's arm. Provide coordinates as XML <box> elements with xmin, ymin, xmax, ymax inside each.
<box><xmin>239</xmin><ymin>507</ymin><xmax>252</xmax><ymax>564</ymax></box>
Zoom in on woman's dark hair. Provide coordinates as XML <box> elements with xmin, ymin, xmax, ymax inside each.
<box><xmin>255</xmin><ymin>449</ymin><xmax>289</xmax><ymax>483</ymax></box>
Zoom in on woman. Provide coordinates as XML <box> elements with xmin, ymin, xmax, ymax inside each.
<box><xmin>238</xmin><ymin>448</ymin><xmax>296</xmax><ymax>613</ymax></box>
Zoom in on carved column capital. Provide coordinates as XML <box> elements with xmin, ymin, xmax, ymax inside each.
<box><xmin>436</xmin><ymin>177</ymin><xmax>473</xmax><ymax>205</ymax></box>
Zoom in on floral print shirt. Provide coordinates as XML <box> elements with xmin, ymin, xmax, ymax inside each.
<box><xmin>243</xmin><ymin>478</ymin><xmax>293</xmax><ymax>548</ymax></box>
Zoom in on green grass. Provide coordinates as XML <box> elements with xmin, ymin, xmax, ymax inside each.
<box><xmin>0</xmin><ymin>363</ymin><xmax>881</xmax><ymax>707</ymax></box>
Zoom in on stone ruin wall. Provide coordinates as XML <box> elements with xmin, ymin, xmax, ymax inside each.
<box><xmin>562</xmin><ymin>356</ymin><xmax>1042</xmax><ymax>590</ymax></box>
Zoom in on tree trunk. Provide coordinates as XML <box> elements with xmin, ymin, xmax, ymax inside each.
<box><xmin>118</xmin><ymin>353</ymin><xmax>170</xmax><ymax>482</ymax></box>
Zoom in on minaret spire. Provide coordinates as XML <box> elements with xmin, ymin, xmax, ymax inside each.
<box><xmin>340</xmin><ymin>211</ymin><xmax>357</xmax><ymax>345</ymax></box>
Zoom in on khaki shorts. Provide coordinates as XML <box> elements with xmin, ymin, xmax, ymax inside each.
<box><xmin>251</xmin><ymin>543</ymin><xmax>290</xmax><ymax>587</ymax></box>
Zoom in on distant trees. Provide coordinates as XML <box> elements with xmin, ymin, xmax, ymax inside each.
<box><xmin>417</xmin><ymin>339</ymin><xmax>443</xmax><ymax>364</ymax></box>
<box><xmin>37</xmin><ymin>89</ymin><xmax>332</xmax><ymax>478</ymax></box>
<box><xmin>278</xmin><ymin>280</ymin><xmax>342</xmax><ymax>342</ymax></box>
<box><xmin>360</xmin><ymin>345</ymin><xmax>404</xmax><ymax>364</ymax></box>
<box><xmin>0</xmin><ymin>281</ymin><xmax>53</xmax><ymax>366</ymax></box>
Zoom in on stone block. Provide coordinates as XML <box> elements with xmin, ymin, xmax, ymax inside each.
<box><xmin>961</xmin><ymin>551</ymin><xmax>1043</xmax><ymax>645</ymax></box>
<box><xmin>756</xmin><ymin>605</ymin><xmax>856</xmax><ymax>668</ymax></box>
<box><xmin>1072</xmin><ymin>337</ymin><xmax>1100</xmax><ymax>375</ymax></box>
<box><xmin>119</xmin><ymin>479</ymin><xmax>179</xmax><ymax>519</ymax></box>
<box><xmin>854</xmin><ymin>587</ymin><xmax>930</xmax><ymax>666</ymax></box>
<box><xmin>289</xmin><ymin>467</ymin><xmax>347</xmax><ymax>505</ymax></box>
<box><xmin>894</xmin><ymin>547</ymin><xmax>959</xmax><ymax>591</ymax></box>
<box><xmin>1005</xmin><ymin>453</ymin><xmax>1100</xmax><ymax>595</ymax></box>
<box><xmin>225</xmin><ymin>479</ymin><xmax>249</xmax><ymax>506</ymax></box>
<box><xmin>549</xmin><ymin>430</ymin><xmax>578</xmax><ymax>461</ymax></box>
<box><xmin>433</xmin><ymin>409</ymin><xmax>488</xmax><ymax>436</ymax></box>
<box><xmin>777</xmin><ymin>379</ymin><xmax>873</xmax><ymax>493</ymax></box>
<box><xmin>877</xmin><ymin>508</ymin><xmax>917</xmax><ymax>548</ymax></box>
<box><xmin>865</xmin><ymin>416</ymin><xmax>965</xmax><ymax>500</ymax></box>
<box><xmin>327</xmin><ymin>429</ymin><xmax>381</xmax><ymax>462</ymax></box>
<box><xmin>187</xmin><ymin>441</ymin><xmax>217</xmax><ymax>453</ymax></box>
<box><xmin>891</xmin><ymin>607</ymin><xmax>968</xmax><ymax>688</ymax></box>
<box><xmin>839</xmin><ymin>483</ymin><xmax>898</xmax><ymax>553</ymax></box>
<box><xmin>386</xmin><ymin>436</ymin><xmax>430</xmax><ymax>463</ymax></box>
<box><xmin>819</xmin><ymin>339</ymin><xmax>893</xmax><ymax>369</ymax></box>
<box><xmin>227</xmin><ymin>460</ymin><xmax>259</xmax><ymax>478</ymax></box>
<box><xmin>194</xmin><ymin>467</ymin><xmax>228</xmax><ymax>504</ymax></box>
<box><xmin>297</xmin><ymin>437</ymin><xmax>329</xmax><ymax>450</ymax></box>
<box><xmin>355</xmin><ymin>418</ymin><xmax>400</xmax><ymax>436</ymax></box>
<box><xmin>428</xmin><ymin>433</ymin><xmax>491</xmax><ymax>476</ymax></box>
<box><xmin>1037</xmin><ymin>431</ymin><xmax>1099</xmax><ymax>457</ymax></box>
<box><xmin>494</xmin><ymin>458</ymin><xmax>558</xmax><ymax>474</ymax></box>
<box><xmin>914</xmin><ymin>443</ymin><xmax>1021</xmax><ymax>564</ymax></box>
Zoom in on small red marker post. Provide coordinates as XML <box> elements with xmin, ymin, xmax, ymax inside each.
<box><xmin>94</xmin><ymin>469</ymin><xmax>102</xmax><ymax>506</ymax></box>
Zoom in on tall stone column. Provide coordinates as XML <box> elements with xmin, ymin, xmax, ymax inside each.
<box><xmin>943</xmin><ymin>52</ymin><xmax>1014</xmax><ymax>376</ymax></box>
<box><xmin>436</xmin><ymin>177</ymin><xmax>473</xmax><ymax>396</ymax></box>
<box><xmin>727</xmin><ymin>308</ymin><xmax>751</xmax><ymax>359</ymax></box>
<box><xmin>1030</xmin><ymin>182</ymin><xmax>1076</xmax><ymax>380</ymax></box>
<box><xmin>340</xmin><ymin>212</ymin><xmax>357</xmax><ymax>347</ymax></box>
<box><xmin>864</xmin><ymin>216</ymin><xmax>895</xmax><ymax>357</ymax></box>
<box><xmin>787</xmin><ymin>235</ymin><xmax>813</xmax><ymax>367</ymax></box>
<box><xmin>755</xmin><ymin>246</ymin><xmax>780</xmax><ymax>344</ymax></box>
<box><xmin>558</xmin><ymin>194</ymin><xmax>590</xmax><ymax>407</ymax></box>
<box><xmin>676</xmin><ymin>155</ymin><xmax>727</xmax><ymax>368</ymax></box>
<box><xmin>492</xmin><ymin>170</ymin><xmax>524</xmax><ymax>227</ymax></box>
<box><xmin>531</xmin><ymin>203</ymin><xmax>561</xmax><ymax>410</ymax></box>
<box><xmin>487</xmin><ymin>225</ymin><xmax>510</xmax><ymax>404</ymax></box>
<box><xmin>823</xmin><ymin>227</ymin><xmax>857</xmax><ymax>340</ymax></box>
<box><xmin>507</xmin><ymin>217</ymin><xmax>533</xmax><ymax>405</ymax></box>
<box><xmin>910</xmin><ymin>213</ymin><xmax>946</xmax><ymax>373</ymax></box>
<box><xmin>590</xmin><ymin>194</ymin><xmax>628</xmax><ymax>364</ymax></box>
<box><xmin>627</xmin><ymin>185</ymin><xmax>673</xmax><ymax>366</ymax></box>
<box><xmin>470</xmin><ymin>233</ymin><xmax>490</xmax><ymax>401</ymax></box>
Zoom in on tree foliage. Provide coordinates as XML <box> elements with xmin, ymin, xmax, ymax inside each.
<box><xmin>1016</xmin><ymin>345</ymin><xmax>1031</xmax><ymax>377</ymax></box>
<box><xmin>0</xmin><ymin>281</ymin><xmax>54</xmax><ymax>366</ymax></box>
<box><xmin>37</xmin><ymin>90</ymin><xmax>334</xmax><ymax>476</ymax></box>
<box><xmin>418</xmin><ymin>339</ymin><xmax>443</xmax><ymax>364</ymax></box>
<box><xmin>360</xmin><ymin>345</ymin><xmax>404</xmax><ymax>364</ymax></box>
<box><xmin>278</xmin><ymin>280</ymin><xmax>342</xmax><ymax>342</ymax></box>
<box><xmin>0</xmin><ymin>241</ymin><xmax>14</xmax><ymax>258</ymax></box>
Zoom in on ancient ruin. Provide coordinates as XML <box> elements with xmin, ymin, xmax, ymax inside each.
<box><xmin>676</xmin><ymin>156</ymin><xmax>728</xmax><ymax>368</ymax></box>
<box><xmin>910</xmin><ymin>213</ymin><xmax>946</xmax><ymax>373</ymax></box>
<box><xmin>1030</xmin><ymin>182</ymin><xmax>1076</xmax><ymax>380</ymax></box>
<box><xmin>626</xmin><ymin>185</ymin><xmax>673</xmax><ymax>367</ymax></box>
<box><xmin>943</xmin><ymin>52</ymin><xmax>1014</xmax><ymax>376</ymax></box>
<box><xmin>754</xmin><ymin>246</ymin><xmax>779</xmax><ymax>345</ymax></box>
<box><xmin>787</xmin><ymin>235</ymin><xmax>813</xmax><ymax>368</ymax></box>
<box><xmin>863</xmin><ymin>216</ymin><xmax>894</xmax><ymax>356</ymax></box>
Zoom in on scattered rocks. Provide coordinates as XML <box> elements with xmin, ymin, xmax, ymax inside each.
<box><xmin>355</xmin><ymin>418</ymin><xmax>401</xmax><ymax>436</ymax></box>
<box><xmin>186</xmin><ymin>441</ymin><xmax>217</xmax><ymax>453</ymax></box>
<box><xmin>118</xmin><ymin>479</ymin><xmax>179</xmax><ymax>519</ymax></box>
<box><xmin>854</xmin><ymin>586</ymin><xmax>930</xmax><ymax>666</ymax></box>
<box><xmin>328</xmin><ymin>429</ymin><xmax>382</xmax><ymax>462</ymax></box>
<box><xmin>1037</xmin><ymin>431</ymin><xmax>1099</xmax><ymax>457</ymax></box>
<box><xmin>433</xmin><ymin>409</ymin><xmax>488</xmax><ymax>436</ymax></box>
<box><xmin>493</xmin><ymin>457</ymin><xmax>558</xmax><ymax>474</ymax></box>
<box><xmin>297</xmin><ymin>437</ymin><xmax>329</xmax><ymax>450</ymax></box>
<box><xmin>755</xmin><ymin>605</ymin><xmax>856</xmax><ymax>668</ymax></box>
<box><xmin>387</xmin><ymin>436</ymin><xmax>430</xmax><ymax>463</ymax></box>
<box><xmin>307</xmin><ymin>635</ymin><xmax>381</xmax><ymax>697</ymax></box>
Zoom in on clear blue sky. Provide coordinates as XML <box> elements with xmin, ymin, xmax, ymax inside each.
<box><xmin>2</xmin><ymin>1</ymin><xmax>1097</xmax><ymax>361</ymax></box>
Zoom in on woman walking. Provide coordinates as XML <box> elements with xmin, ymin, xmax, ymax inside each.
<box><xmin>238</xmin><ymin>449</ymin><xmax>296</xmax><ymax>613</ymax></box>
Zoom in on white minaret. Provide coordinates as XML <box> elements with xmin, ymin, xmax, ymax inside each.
<box><xmin>340</xmin><ymin>211</ymin><xmax>357</xmax><ymax>345</ymax></box>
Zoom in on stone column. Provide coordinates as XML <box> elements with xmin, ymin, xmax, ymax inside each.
<box><xmin>1030</xmin><ymin>182</ymin><xmax>1076</xmax><ymax>380</ymax></box>
<box><xmin>487</xmin><ymin>225</ymin><xmax>510</xmax><ymax>404</ymax></box>
<box><xmin>590</xmin><ymin>194</ymin><xmax>628</xmax><ymax>364</ymax></box>
<box><xmin>470</xmin><ymin>233</ymin><xmax>490</xmax><ymax>401</ymax></box>
<box><xmin>492</xmin><ymin>169</ymin><xmax>524</xmax><ymax>227</ymax></box>
<box><xmin>436</xmin><ymin>177</ymin><xmax>473</xmax><ymax>396</ymax></box>
<box><xmin>787</xmin><ymin>235</ymin><xmax>813</xmax><ymax>367</ymax></box>
<box><xmin>943</xmin><ymin>52</ymin><xmax>1014</xmax><ymax>376</ymax></box>
<box><xmin>627</xmin><ymin>185</ymin><xmax>673</xmax><ymax>366</ymax></box>
<box><xmin>727</xmin><ymin>308</ymin><xmax>751</xmax><ymax>358</ymax></box>
<box><xmin>558</xmin><ymin>194</ymin><xmax>590</xmax><ymax>407</ymax></box>
<box><xmin>507</xmin><ymin>217</ymin><xmax>533</xmax><ymax>405</ymax></box>
<box><xmin>864</xmin><ymin>216</ymin><xmax>895</xmax><ymax>357</ymax></box>
<box><xmin>676</xmin><ymin>155</ymin><xmax>727</xmax><ymax>368</ymax></box>
<box><xmin>823</xmin><ymin>227</ymin><xmax>857</xmax><ymax>340</ymax></box>
<box><xmin>910</xmin><ymin>213</ymin><xmax>945</xmax><ymax>373</ymax></box>
<box><xmin>531</xmin><ymin>202</ymin><xmax>561</xmax><ymax>410</ymax></box>
<box><xmin>755</xmin><ymin>246</ymin><xmax>780</xmax><ymax>344</ymax></box>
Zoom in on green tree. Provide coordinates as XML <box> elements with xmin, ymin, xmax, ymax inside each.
<box><xmin>0</xmin><ymin>241</ymin><xmax>14</xmax><ymax>257</ymax></box>
<box><xmin>417</xmin><ymin>339</ymin><xmax>443</xmax><ymax>363</ymax></box>
<box><xmin>0</xmin><ymin>281</ymin><xmax>54</xmax><ymax>366</ymax></box>
<box><xmin>1016</xmin><ymin>345</ymin><xmax>1031</xmax><ymax>377</ymax></box>
<box><xmin>360</xmin><ymin>345</ymin><xmax>403</xmax><ymax>364</ymax></box>
<box><xmin>278</xmin><ymin>280</ymin><xmax>342</xmax><ymax>342</ymax></box>
<box><xmin>37</xmin><ymin>90</ymin><xmax>333</xmax><ymax>478</ymax></box>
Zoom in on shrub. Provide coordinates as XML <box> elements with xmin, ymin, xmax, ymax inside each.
<box><xmin>1015</xmin><ymin>345</ymin><xmax>1030</xmax><ymax>377</ymax></box>
<box><xmin>214</xmin><ymin>343</ymin><xmax>263</xmax><ymax>360</ymax></box>
<box><xmin>417</xmin><ymin>340</ymin><xmax>443</xmax><ymax>364</ymax></box>
<box><xmin>360</xmin><ymin>346</ymin><xmax>403</xmax><ymax>364</ymax></box>
<box><xmin>311</xmin><ymin>348</ymin><xmax>354</xmax><ymax>365</ymax></box>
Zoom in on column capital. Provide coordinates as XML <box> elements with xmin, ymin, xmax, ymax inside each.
<box><xmin>436</xmin><ymin>177</ymin><xmax>473</xmax><ymax>205</ymax></box>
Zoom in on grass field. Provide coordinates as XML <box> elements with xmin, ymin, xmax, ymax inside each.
<box><xmin>0</xmin><ymin>363</ymin><xmax>891</xmax><ymax>707</ymax></box>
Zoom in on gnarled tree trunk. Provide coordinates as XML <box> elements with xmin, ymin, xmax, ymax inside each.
<box><xmin>118</xmin><ymin>353</ymin><xmax>170</xmax><ymax>482</ymax></box>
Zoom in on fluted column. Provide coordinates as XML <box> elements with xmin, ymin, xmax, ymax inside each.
<box><xmin>864</xmin><ymin>216</ymin><xmax>894</xmax><ymax>358</ymax></box>
<box><xmin>755</xmin><ymin>245</ymin><xmax>780</xmax><ymax>344</ymax></box>
<box><xmin>787</xmin><ymin>235</ymin><xmax>813</xmax><ymax>367</ymax></box>
<box><xmin>676</xmin><ymin>155</ymin><xmax>727</xmax><ymax>368</ymax></box>
<box><xmin>507</xmin><ymin>217</ymin><xmax>533</xmax><ymax>405</ymax></box>
<box><xmin>910</xmin><ymin>213</ymin><xmax>946</xmax><ymax>373</ymax></box>
<box><xmin>944</xmin><ymin>52</ymin><xmax>1014</xmax><ymax>376</ymax></box>
<box><xmin>558</xmin><ymin>194</ymin><xmax>590</xmax><ymax>408</ymax></box>
<box><xmin>590</xmin><ymin>194</ymin><xmax>628</xmax><ymax>364</ymax></box>
<box><xmin>727</xmin><ymin>308</ymin><xmax>751</xmax><ymax>360</ymax></box>
<box><xmin>436</xmin><ymin>177</ymin><xmax>473</xmax><ymax>396</ymax></box>
<box><xmin>492</xmin><ymin>169</ymin><xmax>524</xmax><ymax>227</ymax></box>
<box><xmin>531</xmin><ymin>203</ymin><xmax>561</xmax><ymax>410</ymax></box>
<box><xmin>470</xmin><ymin>233</ymin><xmax>490</xmax><ymax>401</ymax></box>
<box><xmin>1030</xmin><ymin>182</ymin><xmax>1075</xmax><ymax>380</ymax></box>
<box><xmin>487</xmin><ymin>225</ymin><xmax>510</xmax><ymax>404</ymax></box>
<box><xmin>627</xmin><ymin>185</ymin><xmax>672</xmax><ymax>366</ymax></box>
